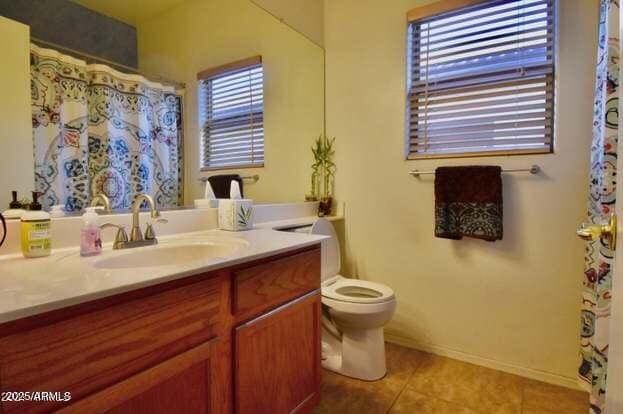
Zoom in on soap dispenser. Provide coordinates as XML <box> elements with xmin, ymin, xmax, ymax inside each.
<box><xmin>4</xmin><ymin>191</ymin><xmax>27</xmax><ymax>219</ymax></box>
<box><xmin>80</xmin><ymin>207</ymin><xmax>102</xmax><ymax>256</ymax></box>
<box><xmin>20</xmin><ymin>192</ymin><xmax>52</xmax><ymax>258</ymax></box>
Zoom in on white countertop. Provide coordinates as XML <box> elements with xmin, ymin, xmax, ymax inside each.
<box><xmin>255</xmin><ymin>214</ymin><xmax>342</xmax><ymax>230</ymax></box>
<box><xmin>0</xmin><ymin>226</ymin><xmax>327</xmax><ymax>324</ymax></box>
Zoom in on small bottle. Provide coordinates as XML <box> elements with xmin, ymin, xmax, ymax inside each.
<box><xmin>80</xmin><ymin>207</ymin><xmax>102</xmax><ymax>257</ymax></box>
<box><xmin>21</xmin><ymin>192</ymin><xmax>52</xmax><ymax>258</ymax></box>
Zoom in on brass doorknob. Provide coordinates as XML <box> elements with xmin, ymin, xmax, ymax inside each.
<box><xmin>577</xmin><ymin>214</ymin><xmax>617</xmax><ymax>250</ymax></box>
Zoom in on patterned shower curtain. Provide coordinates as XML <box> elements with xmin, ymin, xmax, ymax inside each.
<box><xmin>31</xmin><ymin>44</ymin><xmax>183</xmax><ymax>212</ymax></box>
<box><xmin>579</xmin><ymin>1</ymin><xmax>619</xmax><ymax>413</ymax></box>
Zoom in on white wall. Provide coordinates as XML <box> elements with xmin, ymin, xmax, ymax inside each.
<box><xmin>0</xmin><ymin>16</ymin><xmax>33</xmax><ymax>210</ymax></box>
<box><xmin>324</xmin><ymin>0</ymin><xmax>599</xmax><ymax>386</ymax></box>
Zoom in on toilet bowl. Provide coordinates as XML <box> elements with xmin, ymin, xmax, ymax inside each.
<box><xmin>310</xmin><ymin>219</ymin><xmax>397</xmax><ymax>381</ymax></box>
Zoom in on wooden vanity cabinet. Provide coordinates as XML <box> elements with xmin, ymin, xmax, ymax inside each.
<box><xmin>235</xmin><ymin>292</ymin><xmax>321</xmax><ymax>414</ymax></box>
<box><xmin>0</xmin><ymin>245</ymin><xmax>321</xmax><ymax>414</ymax></box>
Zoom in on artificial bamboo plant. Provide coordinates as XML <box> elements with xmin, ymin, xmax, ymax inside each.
<box><xmin>307</xmin><ymin>134</ymin><xmax>336</xmax><ymax>215</ymax></box>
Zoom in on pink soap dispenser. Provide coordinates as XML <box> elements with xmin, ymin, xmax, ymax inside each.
<box><xmin>80</xmin><ymin>207</ymin><xmax>102</xmax><ymax>256</ymax></box>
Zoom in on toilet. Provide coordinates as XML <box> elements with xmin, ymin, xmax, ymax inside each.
<box><xmin>310</xmin><ymin>218</ymin><xmax>396</xmax><ymax>381</ymax></box>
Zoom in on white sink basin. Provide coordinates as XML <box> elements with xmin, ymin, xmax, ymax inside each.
<box><xmin>93</xmin><ymin>242</ymin><xmax>246</xmax><ymax>270</ymax></box>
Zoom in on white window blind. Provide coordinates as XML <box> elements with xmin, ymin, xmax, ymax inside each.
<box><xmin>199</xmin><ymin>58</ymin><xmax>264</xmax><ymax>169</ymax></box>
<box><xmin>407</xmin><ymin>0</ymin><xmax>555</xmax><ymax>159</ymax></box>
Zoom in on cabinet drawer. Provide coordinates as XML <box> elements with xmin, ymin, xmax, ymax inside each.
<box><xmin>233</xmin><ymin>247</ymin><xmax>320</xmax><ymax>320</ymax></box>
<box><xmin>0</xmin><ymin>273</ymin><xmax>227</xmax><ymax>414</ymax></box>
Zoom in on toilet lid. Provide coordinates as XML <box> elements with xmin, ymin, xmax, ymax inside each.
<box><xmin>322</xmin><ymin>276</ymin><xmax>395</xmax><ymax>304</ymax></box>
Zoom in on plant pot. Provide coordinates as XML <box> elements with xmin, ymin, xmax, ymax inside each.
<box><xmin>318</xmin><ymin>196</ymin><xmax>333</xmax><ymax>217</ymax></box>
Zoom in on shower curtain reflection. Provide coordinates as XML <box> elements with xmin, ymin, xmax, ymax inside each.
<box><xmin>31</xmin><ymin>44</ymin><xmax>183</xmax><ymax>212</ymax></box>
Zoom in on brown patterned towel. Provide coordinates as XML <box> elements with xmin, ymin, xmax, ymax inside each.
<box><xmin>434</xmin><ymin>166</ymin><xmax>503</xmax><ymax>241</ymax></box>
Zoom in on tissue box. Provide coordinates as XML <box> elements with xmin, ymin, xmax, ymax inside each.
<box><xmin>194</xmin><ymin>198</ymin><xmax>219</xmax><ymax>209</ymax></box>
<box><xmin>218</xmin><ymin>199</ymin><xmax>253</xmax><ymax>231</ymax></box>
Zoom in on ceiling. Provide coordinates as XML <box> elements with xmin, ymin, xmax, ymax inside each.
<box><xmin>71</xmin><ymin>0</ymin><xmax>188</xmax><ymax>26</ymax></box>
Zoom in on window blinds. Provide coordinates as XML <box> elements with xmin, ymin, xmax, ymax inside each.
<box><xmin>199</xmin><ymin>58</ymin><xmax>264</xmax><ymax>169</ymax></box>
<box><xmin>407</xmin><ymin>0</ymin><xmax>555</xmax><ymax>159</ymax></box>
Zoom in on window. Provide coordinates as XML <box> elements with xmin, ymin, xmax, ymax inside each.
<box><xmin>406</xmin><ymin>0</ymin><xmax>555</xmax><ymax>159</ymax></box>
<box><xmin>198</xmin><ymin>56</ymin><xmax>264</xmax><ymax>169</ymax></box>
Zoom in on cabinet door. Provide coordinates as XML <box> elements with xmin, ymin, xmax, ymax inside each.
<box><xmin>234</xmin><ymin>291</ymin><xmax>321</xmax><ymax>414</ymax></box>
<box><xmin>58</xmin><ymin>339</ymin><xmax>218</xmax><ymax>414</ymax></box>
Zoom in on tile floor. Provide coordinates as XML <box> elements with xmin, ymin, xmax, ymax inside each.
<box><xmin>313</xmin><ymin>343</ymin><xmax>589</xmax><ymax>414</ymax></box>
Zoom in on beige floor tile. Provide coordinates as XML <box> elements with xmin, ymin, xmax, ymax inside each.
<box><xmin>483</xmin><ymin>402</ymin><xmax>522</xmax><ymax>414</ymax></box>
<box><xmin>477</xmin><ymin>367</ymin><xmax>524</xmax><ymax>413</ymax></box>
<box><xmin>406</xmin><ymin>353</ymin><xmax>485</xmax><ymax>409</ymax></box>
<box><xmin>521</xmin><ymin>409</ymin><xmax>558</xmax><ymax>414</ymax></box>
<box><xmin>523</xmin><ymin>380</ymin><xmax>589</xmax><ymax>414</ymax></box>
<box><xmin>314</xmin><ymin>343</ymin><xmax>589</xmax><ymax>414</ymax></box>
<box><xmin>315</xmin><ymin>370</ymin><xmax>396</xmax><ymax>414</ymax></box>
<box><xmin>315</xmin><ymin>377</ymin><xmax>400</xmax><ymax>413</ymax></box>
<box><xmin>384</xmin><ymin>342</ymin><xmax>427</xmax><ymax>390</ymax></box>
<box><xmin>390</xmin><ymin>387</ymin><xmax>479</xmax><ymax>414</ymax></box>
<box><xmin>404</xmin><ymin>352</ymin><xmax>447</xmax><ymax>389</ymax></box>
<box><xmin>313</xmin><ymin>343</ymin><xmax>424</xmax><ymax>414</ymax></box>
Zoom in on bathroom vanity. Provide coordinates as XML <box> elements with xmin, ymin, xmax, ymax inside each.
<box><xmin>0</xmin><ymin>230</ymin><xmax>323</xmax><ymax>414</ymax></box>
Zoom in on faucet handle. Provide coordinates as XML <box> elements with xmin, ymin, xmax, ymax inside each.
<box><xmin>145</xmin><ymin>218</ymin><xmax>168</xmax><ymax>241</ymax></box>
<box><xmin>100</xmin><ymin>223</ymin><xmax>129</xmax><ymax>249</ymax></box>
<box><xmin>100</xmin><ymin>222</ymin><xmax>124</xmax><ymax>231</ymax></box>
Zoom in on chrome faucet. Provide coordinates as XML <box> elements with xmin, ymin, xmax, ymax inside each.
<box><xmin>100</xmin><ymin>194</ymin><xmax>167</xmax><ymax>250</ymax></box>
<box><xmin>90</xmin><ymin>194</ymin><xmax>112</xmax><ymax>214</ymax></box>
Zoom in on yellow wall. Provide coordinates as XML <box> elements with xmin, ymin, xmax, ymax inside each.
<box><xmin>251</xmin><ymin>0</ymin><xmax>324</xmax><ymax>46</ymax></box>
<box><xmin>0</xmin><ymin>16</ymin><xmax>33</xmax><ymax>209</ymax></box>
<box><xmin>137</xmin><ymin>0</ymin><xmax>325</xmax><ymax>204</ymax></box>
<box><xmin>324</xmin><ymin>0</ymin><xmax>598</xmax><ymax>385</ymax></box>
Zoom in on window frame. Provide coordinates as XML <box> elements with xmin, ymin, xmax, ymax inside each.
<box><xmin>197</xmin><ymin>55</ymin><xmax>264</xmax><ymax>171</ymax></box>
<box><xmin>405</xmin><ymin>0</ymin><xmax>557</xmax><ymax>160</ymax></box>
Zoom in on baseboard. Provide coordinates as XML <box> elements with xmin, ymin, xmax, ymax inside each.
<box><xmin>384</xmin><ymin>332</ymin><xmax>581</xmax><ymax>390</ymax></box>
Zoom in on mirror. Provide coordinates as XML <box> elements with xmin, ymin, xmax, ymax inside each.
<box><xmin>0</xmin><ymin>0</ymin><xmax>325</xmax><ymax>216</ymax></box>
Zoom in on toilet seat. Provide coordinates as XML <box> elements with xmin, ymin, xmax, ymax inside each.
<box><xmin>322</xmin><ymin>275</ymin><xmax>395</xmax><ymax>304</ymax></box>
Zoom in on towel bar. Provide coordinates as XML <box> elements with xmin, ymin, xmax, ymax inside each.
<box><xmin>408</xmin><ymin>165</ymin><xmax>540</xmax><ymax>177</ymax></box>
<box><xmin>198</xmin><ymin>175</ymin><xmax>259</xmax><ymax>183</ymax></box>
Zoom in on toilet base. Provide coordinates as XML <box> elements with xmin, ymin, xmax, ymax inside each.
<box><xmin>321</xmin><ymin>325</ymin><xmax>387</xmax><ymax>381</ymax></box>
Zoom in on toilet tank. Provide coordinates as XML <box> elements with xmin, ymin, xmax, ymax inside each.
<box><xmin>279</xmin><ymin>219</ymin><xmax>341</xmax><ymax>282</ymax></box>
<box><xmin>310</xmin><ymin>219</ymin><xmax>341</xmax><ymax>282</ymax></box>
